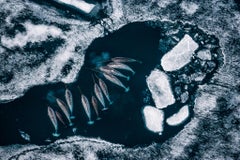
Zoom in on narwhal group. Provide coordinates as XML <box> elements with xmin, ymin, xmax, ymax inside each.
<box><xmin>47</xmin><ymin>56</ymin><xmax>141</xmax><ymax>137</ymax></box>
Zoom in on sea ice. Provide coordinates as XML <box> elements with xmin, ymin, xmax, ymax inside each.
<box><xmin>146</xmin><ymin>69</ymin><xmax>175</xmax><ymax>109</ymax></box>
<box><xmin>57</xmin><ymin>0</ymin><xmax>95</xmax><ymax>14</ymax></box>
<box><xmin>166</xmin><ymin>105</ymin><xmax>189</xmax><ymax>126</ymax></box>
<box><xmin>161</xmin><ymin>34</ymin><xmax>199</xmax><ymax>71</ymax></box>
<box><xmin>142</xmin><ymin>105</ymin><xmax>164</xmax><ymax>134</ymax></box>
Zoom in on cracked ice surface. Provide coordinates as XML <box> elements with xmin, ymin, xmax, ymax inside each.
<box><xmin>166</xmin><ymin>105</ymin><xmax>189</xmax><ymax>126</ymax></box>
<box><xmin>146</xmin><ymin>69</ymin><xmax>175</xmax><ymax>109</ymax></box>
<box><xmin>142</xmin><ymin>105</ymin><xmax>164</xmax><ymax>134</ymax></box>
<box><xmin>161</xmin><ymin>34</ymin><xmax>199</xmax><ymax>71</ymax></box>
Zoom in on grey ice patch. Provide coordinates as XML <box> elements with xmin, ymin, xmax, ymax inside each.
<box><xmin>166</xmin><ymin>105</ymin><xmax>189</xmax><ymax>126</ymax></box>
<box><xmin>196</xmin><ymin>49</ymin><xmax>212</xmax><ymax>60</ymax></box>
<box><xmin>180</xmin><ymin>91</ymin><xmax>189</xmax><ymax>103</ymax></box>
<box><xmin>190</xmin><ymin>72</ymin><xmax>206</xmax><ymax>82</ymax></box>
<box><xmin>161</xmin><ymin>34</ymin><xmax>199</xmax><ymax>71</ymax></box>
<box><xmin>180</xmin><ymin>1</ymin><xmax>199</xmax><ymax>15</ymax></box>
<box><xmin>146</xmin><ymin>69</ymin><xmax>175</xmax><ymax>109</ymax></box>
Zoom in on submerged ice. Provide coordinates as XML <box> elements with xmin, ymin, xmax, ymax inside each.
<box><xmin>161</xmin><ymin>34</ymin><xmax>199</xmax><ymax>71</ymax></box>
<box><xmin>146</xmin><ymin>69</ymin><xmax>175</xmax><ymax>109</ymax></box>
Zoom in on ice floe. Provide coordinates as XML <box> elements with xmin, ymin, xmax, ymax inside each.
<box><xmin>55</xmin><ymin>0</ymin><xmax>96</xmax><ymax>14</ymax></box>
<box><xmin>146</xmin><ymin>69</ymin><xmax>175</xmax><ymax>109</ymax></box>
<box><xmin>161</xmin><ymin>34</ymin><xmax>199</xmax><ymax>71</ymax></box>
<box><xmin>166</xmin><ymin>105</ymin><xmax>189</xmax><ymax>126</ymax></box>
<box><xmin>142</xmin><ymin>105</ymin><xmax>164</xmax><ymax>134</ymax></box>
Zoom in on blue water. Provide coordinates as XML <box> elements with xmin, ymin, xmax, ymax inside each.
<box><xmin>0</xmin><ymin>21</ymin><xmax>222</xmax><ymax>147</ymax></box>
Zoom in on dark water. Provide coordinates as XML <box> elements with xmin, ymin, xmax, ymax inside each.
<box><xmin>0</xmin><ymin>21</ymin><xmax>222</xmax><ymax>147</ymax></box>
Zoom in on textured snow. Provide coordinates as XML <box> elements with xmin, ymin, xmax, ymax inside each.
<box><xmin>180</xmin><ymin>1</ymin><xmax>199</xmax><ymax>15</ymax></box>
<box><xmin>142</xmin><ymin>105</ymin><xmax>164</xmax><ymax>134</ymax></box>
<box><xmin>1</xmin><ymin>22</ymin><xmax>63</xmax><ymax>48</ymax></box>
<box><xmin>166</xmin><ymin>105</ymin><xmax>189</xmax><ymax>126</ymax></box>
<box><xmin>146</xmin><ymin>69</ymin><xmax>175</xmax><ymax>109</ymax></box>
<box><xmin>161</xmin><ymin>34</ymin><xmax>199</xmax><ymax>71</ymax></box>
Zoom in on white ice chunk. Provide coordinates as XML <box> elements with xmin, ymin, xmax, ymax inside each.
<box><xmin>57</xmin><ymin>0</ymin><xmax>95</xmax><ymax>14</ymax></box>
<box><xmin>1</xmin><ymin>22</ymin><xmax>62</xmax><ymax>48</ymax></box>
<box><xmin>146</xmin><ymin>69</ymin><xmax>175</xmax><ymax>109</ymax></box>
<box><xmin>161</xmin><ymin>34</ymin><xmax>199</xmax><ymax>71</ymax></box>
<box><xmin>166</xmin><ymin>105</ymin><xmax>189</xmax><ymax>126</ymax></box>
<box><xmin>142</xmin><ymin>105</ymin><xmax>164</xmax><ymax>134</ymax></box>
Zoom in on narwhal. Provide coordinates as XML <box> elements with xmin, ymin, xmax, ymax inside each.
<box><xmin>56</xmin><ymin>98</ymin><xmax>73</xmax><ymax>126</ymax></box>
<box><xmin>64</xmin><ymin>87</ymin><xmax>75</xmax><ymax>119</ymax></box>
<box><xmin>99</xmin><ymin>66</ymin><xmax>130</xmax><ymax>80</ymax></box>
<box><xmin>107</xmin><ymin>62</ymin><xmax>135</xmax><ymax>75</ymax></box>
<box><xmin>78</xmin><ymin>87</ymin><xmax>94</xmax><ymax>125</ymax></box>
<box><xmin>111</xmin><ymin>57</ymin><xmax>142</xmax><ymax>64</ymax></box>
<box><xmin>91</xmin><ymin>95</ymin><xmax>101</xmax><ymax>120</ymax></box>
<box><xmin>92</xmin><ymin>75</ymin><xmax>107</xmax><ymax>111</ymax></box>
<box><xmin>48</xmin><ymin>106</ymin><xmax>60</xmax><ymax>137</ymax></box>
<box><xmin>103</xmin><ymin>73</ymin><xmax>130</xmax><ymax>92</ymax></box>
<box><xmin>95</xmin><ymin>74</ymin><xmax>113</xmax><ymax>105</ymax></box>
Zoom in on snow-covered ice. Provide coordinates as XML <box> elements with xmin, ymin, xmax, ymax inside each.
<box><xmin>1</xmin><ymin>22</ymin><xmax>63</xmax><ymax>48</ymax></box>
<box><xmin>161</xmin><ymin>34</ymin><xmax>199</xmax><ymax>71</ymax></box>
<box><xmin>146</xmin><ymin>69</ymin><xmax>175</xmax><ymax>109</ymax></box>
<box><xmin>56</xmin><ymin>0</ymin><xmax>95</xmax><ymax>14</ymax></box>
<box><xmin>166</xmin><ymin>105</ymin><xmax>189</xmax><ymax>126</ymax></box>
<box><xmin>142</xmin><ymin>105</ymin><xmax>164</xmax><ymax>134</ymax></box>
<box><xmin>180</xmin><ymin>1</ymin><xmax>199</xmax><ymax>15</ymax></box>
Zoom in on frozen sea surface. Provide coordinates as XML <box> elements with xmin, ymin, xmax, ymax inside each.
<box><xmin>0</xmin><ymin>0</ymin><xmax>239</xmax><ymax>159</ymax></box>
